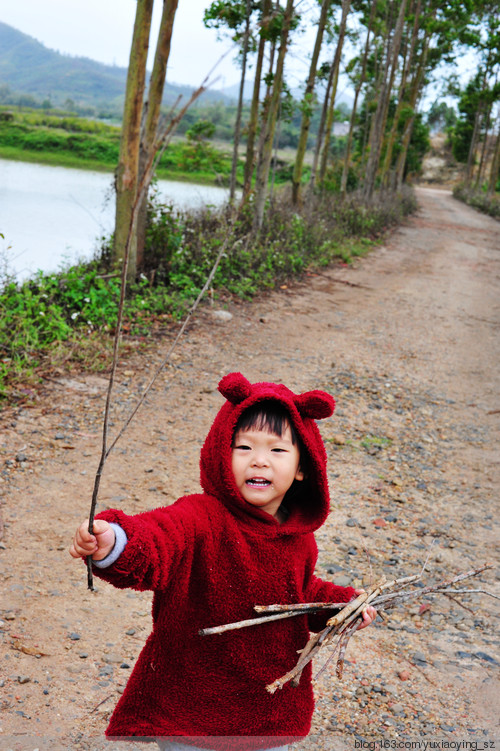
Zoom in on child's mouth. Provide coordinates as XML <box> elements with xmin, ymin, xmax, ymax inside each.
<box><xmin>246</xmin><ymin>478</ymin><xmax>271</xmax><ymax>487</ymax></box>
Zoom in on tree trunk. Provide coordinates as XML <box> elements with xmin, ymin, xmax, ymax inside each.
<box><xmin>291</xmin><ymin>0</ymin><xmax>331</xmax><ymax>205</ymax></box>
<box><xmin>253</xmin><ymin>0</ymin><xmax>295</xmax><ymax>232</ymax></box>
<box><xmin>242</xmin><ymin>0</ymin><xmax>271</xmax><ymax>200</ymax></box>
<box><xmin>340</xmin><ymin>0</ymin><xmax>377</xmax><ymax>195</ymax></box>
<box><xmin>475</xmin><ymin>98</ymin><xmax>493</xmax><ymax>189</ymax></box>
<box><xmin>380</xmin><ymin>0</ymin><xmax>420</xmax><ymax>187</ymax></box>
<box><xmin>112</xmin><ymin>0</ymin><xmax>154</xmax><ymax>282</ymax></box>
<box><xmin>363</xmin><ymin>0</ymin><xmax>408</xmax><ymax>201</ymax></box>
<box><xmin>465</xmin><ymin>106</ymin><xmax>484</xmax><ymax>187</ymax></box>
<box><xmin>229</xmin><ymin>0</ymin><xmax>253</xmax><ymax>202</ymax></box>
<box><xmin>486</xmin><ymin>116</ymin><xmax>500</xmax><ymax>198</ymax></box>
<box><xmin>318</xmin><ymin>0</ymin><xmax>351</xmax><ymax>186</ymax></box>
<box><xmin>136</xmin><ymin>0</ymin><xmax>179</xmax><ymax>273</ymax></box>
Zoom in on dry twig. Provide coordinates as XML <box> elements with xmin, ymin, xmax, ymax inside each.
<box><xmin>200</xmin><ymin>563</ymin><xmax>494</xmax><ymax>693</ymax></box>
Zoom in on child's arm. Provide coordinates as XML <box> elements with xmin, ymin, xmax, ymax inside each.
<box><xmin>69</xmin><ymin>519</ymin><xmax>116</xmax><ymax>561</ymax></box>
<box><xmin>69</xmin><ymin>501</ymin><xmax>201</xmax><ymax>592</ymax></box>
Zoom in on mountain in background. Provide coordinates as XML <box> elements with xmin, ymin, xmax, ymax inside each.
<box><xmin>0</xmin><ymin>22</ymin><xmax>232</xmax><ymax>113</ymax></box>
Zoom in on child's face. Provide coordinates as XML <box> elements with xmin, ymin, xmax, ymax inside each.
<box><xmin>231</xmin><ymin>423</ymin><xmax>304</xmax><ymax>520</ymax></box>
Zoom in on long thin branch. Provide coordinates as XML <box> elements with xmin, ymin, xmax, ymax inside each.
<box><xmin>86</xmin><ymin>65</ymin><xmax>229</xmax><ymax>590</ymax></box>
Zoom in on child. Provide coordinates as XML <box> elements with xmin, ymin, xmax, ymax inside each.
<box><xmin>70</xmin><ymin>372</ymin><xmax>376</xmax><ymax>751</ymax></box>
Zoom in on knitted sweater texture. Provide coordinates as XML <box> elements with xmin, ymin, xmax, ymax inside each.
<box><xmin>93</xmin><ymin>373</ymin><xmax>355</xmax><ymax>750</ymax></box>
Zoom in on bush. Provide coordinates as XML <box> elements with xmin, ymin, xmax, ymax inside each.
<box><xmin>452</xmin><ymin>184</ymin><xmax>500</xmax><ymax>219</ymax></box>
<box><xmin>0</xmin><ymin>186</ymin><xmax>417</xmax><ymax>401</ymax></box>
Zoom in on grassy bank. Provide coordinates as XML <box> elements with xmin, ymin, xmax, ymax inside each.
<box><xmin>452</xmin><ymin>183</ymin><xmax>500</xmax><ymax>220</ymax></box>
<box><xmin>0</xmin><ymin>109</ymin><xmax>235</xmax><ymax>185</ymax></box>
<box><xmin>0</xmin><ymin>187</ymin><xmax>417</xmax><ymax>403</ymax></box>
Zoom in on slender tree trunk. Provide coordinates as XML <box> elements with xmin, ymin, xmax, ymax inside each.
<box><xmin>465</xmin><ymin>106</ymin><xmax>484</xmax><ymax>187</ymax></box>
<box><xmin>242</xmin><ymin>0</ymin><xmax>272</xmax><ymax>199</ymax></box>
<box><xmin>475</xmin><ymin>99</ymin><xmax>493</xmax><ymax>189</ymax></box>
<box><xmin>229</xmin><ymin>0</ymin><xmax>253</xmax><ymax>202</ymax></box>
<box><xmin>340</xmin><ymin>0</ymin><xmax>376</xmax><ymax>195</ymax></box>
<box><xmin>253</xmin><ymin>0</ymin><xmax>295</xmax><ymax>232</ymax></box>
<box><xmin>363</xmin><ymin>0</ymin><xmax>408</xmax><ymax>201</ymax></box>
<box><xmin>112</xmin><ymin>0</ymin><xmax>154</xmax><ymax>281</ymax></box>
<box><xmin>318</xmin><ymin>0</ymin><xmax>351</xmax><ymax>186</ymax></box>
<box><xmin>486</xmin><ymin>115</ymin><xmax>500</xmax><ymax>198</ymax></box>
<box><xmin>291</xmin><ymin>0</ymin><xmax>331</xmax><ymax>205</ymax></box>
<box><xmin>381</xmin><ymin>0</ymin><xmax>420</xmax><ymax>187</ymax></box>
<box><xmin>136</xmin><ymin>0</ymin><xmax>179</xmax><ymax>272</ymax></box>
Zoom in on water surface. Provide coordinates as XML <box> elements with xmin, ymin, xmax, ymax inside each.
<box><xmin>0</xmin><ymin>159</ymin><xmax>230</xmax><ymax>282</ymax></box>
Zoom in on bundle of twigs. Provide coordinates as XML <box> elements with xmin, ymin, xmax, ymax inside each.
<box><xmin>200</xmin><ymin>563</ymin><xmax>496</xmax><ymax>693</ymax></box>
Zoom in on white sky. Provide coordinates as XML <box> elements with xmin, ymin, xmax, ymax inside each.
<box><xmin>0</xmin><ymin>0</ymin><xmax>245</xmax><ymax>88</ymax></box>
<box><xmin>0</xmin><ymin>0</ymin><xmax>321</xmax><ymax>91</ymax></box>
<box><xmin>0</xmin><ymin>0</ymin><xmax>472</xmax><ymax>107</ymax></box>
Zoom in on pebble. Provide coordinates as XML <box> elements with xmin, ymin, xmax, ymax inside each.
<box><xmin>103</xmin><ymin>653</ymin><xmax>124</xmax><ymax>664</ymax></box>
<box><xmin>68</xmin><ymin>632</ymin><xmax>80</xmax><ymax>640</ymax></box>
<box><xmin>412</xmin><ymin>652</ymin><xmax>428</xmax><ymax>665</ymax></box>
<box><xmin>18</xmin><ymin>675</ymin><xmax>31</xmax><ymax>684</ymax></box>
<box><xmin>212</xmin><ymin>310</ymin><xmax>233</xmax><ymax>322</ymax></box>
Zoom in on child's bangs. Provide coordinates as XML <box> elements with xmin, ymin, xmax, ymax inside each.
<box><xmin>233</xmin><ymin>401</ymin><xmax>299</xmax><ymax>444</ymax></box>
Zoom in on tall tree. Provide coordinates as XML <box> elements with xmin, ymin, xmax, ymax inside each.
<box><xmin>291</xmin><ymin>0</ymin><xmax>332</xmax><ymax>205</ymax></box>
<box><xmin>363</xmin><ymin>0</ymin><xmax>408</xmax><ymax>200</ymax></box>
<box><xmin>204</xmin><ymin>0</ymin><xmax>256</xmax><ymax>202</ymax></box>
<box><xmin>136</xmin><ymin>0</ymin><xmax>179</xmax><ymax>271</ymax></box>
<box><xmin>242</xmin><ymin>0</ymin><xmax>273</xmax><ymax>200</ymax></box>
<box><xmin>317</xmin><ymin>0</ymin><xmax>351</xmax><ymax>186</ymax></box>
<box><xmin>253</xmin><ymin>0</ymin><xmax>295</xmax><ymax>231</ymax></box>
<box><xmin>340</xmin><ymin>0</ymin><xmax>378</xmax><ymax>195</ymax></box>
<box><xmin>112</xmin><ymin>0</ymin><xmax>154</xmax><ymax>281</ymax></box>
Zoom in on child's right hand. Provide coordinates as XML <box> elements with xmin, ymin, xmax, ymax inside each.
<box><xmin>69</xmin><ymin>519</ymin><xmax>116</xmax><ymax>561</ymax></box>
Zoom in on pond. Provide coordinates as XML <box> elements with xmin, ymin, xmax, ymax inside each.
<box><xmin>0</xmin><ymin>159</ymin><xmax>231</xmax><ymax>283</ymax></box>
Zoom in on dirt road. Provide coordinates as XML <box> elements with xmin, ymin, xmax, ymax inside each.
<box><xmin>0</xmin><ymin>187</ymin><xmax>499</xmax><ymax>750</ymax></box>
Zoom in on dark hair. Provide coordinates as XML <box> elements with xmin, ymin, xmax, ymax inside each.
<box><xmin>233</xmin><ymin>400</ymin><xmax>299</xmax><ymax>445</ymax></box>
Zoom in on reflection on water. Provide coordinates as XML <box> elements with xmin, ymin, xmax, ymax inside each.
<box><xmin>0</xmin><ymin>159</ymin><xmax>231</xmax><ymax>282</ymax></box>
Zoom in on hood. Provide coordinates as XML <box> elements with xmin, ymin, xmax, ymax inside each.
<box><xmin>199</xmin><ymin>372</ymin><xmax>335</xmax><ymax>535</ymax></box>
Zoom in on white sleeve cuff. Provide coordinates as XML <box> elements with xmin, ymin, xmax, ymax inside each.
<box><xmin>92</xmin><ymin>523</ymin><xmax>128</xmax><ymax>568</ymax></box>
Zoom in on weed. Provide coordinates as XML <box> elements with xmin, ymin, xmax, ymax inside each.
<box><xmin>0</xmin><ymin>186</ymin><xmax>416</xmax><ymax>403</ymax></box>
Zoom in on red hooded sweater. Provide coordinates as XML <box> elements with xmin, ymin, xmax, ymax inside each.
<box><xmin>93</xmin><ymin>372</ymin><xmax>356</xmax><ymax>750</ymax></box>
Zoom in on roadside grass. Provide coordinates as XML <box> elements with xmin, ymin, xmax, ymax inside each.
<box><xmin>0</xmin><ymin>186</ymin><xmax>417</xmax><ymax>404</ymax></box>
<box><xmin>452</xmin><ymin>183</ymin><xmax>500</xmax><ymax>220</ymax></box>
<box><xmin>0</xmin><ymin>111</ymin><xmax>235</xmax><ymax>185</ymax></box>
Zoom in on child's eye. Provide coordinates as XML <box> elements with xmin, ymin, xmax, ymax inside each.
<box><xmin>271</xmin><ymin>447</ymin><xmax>286</xmax><ymax>452</ymax></box>
<box><xmin>234</xmin><ymin>444</ymin><xmax>251</xmax><ymax>450</ymax></box>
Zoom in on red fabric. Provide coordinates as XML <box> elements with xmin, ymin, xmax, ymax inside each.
<box><xmin>93</xmin><ymin>373</ymin><xmax>355</xmax><ymax>750</ymax></box>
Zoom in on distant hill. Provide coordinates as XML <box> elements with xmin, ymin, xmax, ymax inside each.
<box><xmin>0</xmin><ymin>22</ymin><xmax>231</xmax><ymax>113</ymax></box>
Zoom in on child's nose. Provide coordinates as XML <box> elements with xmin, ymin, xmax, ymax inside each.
<box><xmin>251</xmin><ymin>452</ymin><xmax>269</xmax><ymax>466</ymax></box>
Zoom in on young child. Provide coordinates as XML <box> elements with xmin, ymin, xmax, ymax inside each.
<box><xmin>70</xmin><ymin>372</ymin><xmax>376</xmax><ymax>751</ymax></box>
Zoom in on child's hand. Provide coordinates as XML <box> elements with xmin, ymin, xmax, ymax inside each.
<box><xmin>69</xmin><ymin>519</ymin><xmax>115</xmax><ymax>561</ymax></box>
<box><xmin>354</xmin><ymin>588</ymin><xmax>377</xmax><ymax>630</ymax></box>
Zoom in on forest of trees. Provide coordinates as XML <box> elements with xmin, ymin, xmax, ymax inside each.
<box><xmin>109</xmin><ymin>0</ymin><xmax>499</xmax><ymax>280</ymax></box>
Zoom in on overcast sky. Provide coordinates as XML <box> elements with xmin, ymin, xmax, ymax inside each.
<box><xmin>0</xmin><ymin>0</ymin><xmax>321</xmax><ymax>91</ymax></box>
<box><xmin>0</xmin><ymin>0</ymin><xmax>248</xmax><ymax>88</ymax></box>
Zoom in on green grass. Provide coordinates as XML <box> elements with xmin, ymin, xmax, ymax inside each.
<box><xmin>0</xmin><ymin>110</ymin><xmax>235</xmax><ymax>185</ymax></box>
<box><xmin>0</xmin><ymin>186</ymin><xmax>417</xmax><ymax>403</ymax></box>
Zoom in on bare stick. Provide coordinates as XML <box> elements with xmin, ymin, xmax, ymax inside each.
<box><xmin>254</xmin><ymin>602</ymin><xmax>348</xmax><ymax>614</ymax></box>
<box><xmin>335</xmin><ymin>619</ymin><xmax>361</xmax><ymax>680</ymax></box>
<box><xmin>199</xmin><ymin>609</ymin><xmax>310</xmax><ymax>636</ymax></box>
<box><xmin>86</xmin><ymin>69</ymin><xmax>229</xmax><ymax>589</ymax></box>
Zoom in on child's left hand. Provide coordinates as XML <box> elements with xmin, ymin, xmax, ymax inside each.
<box><xmin>353</xmin><ymin>588</ymin><xmax>377</xmax><ymax>630</ymax></box>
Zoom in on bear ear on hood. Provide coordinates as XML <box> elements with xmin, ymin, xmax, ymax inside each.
<box><xmin>218</xmin><ymin>372</ymin><xmax>252</xmax><ymax>403</ymax></box>
<box><xmin>294</xmin><ymin>390</ymin><xmax>335</xmax><ymax>419</ymax></box>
